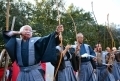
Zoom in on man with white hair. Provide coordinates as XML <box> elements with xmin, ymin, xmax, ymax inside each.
<box><xmin>71</xmin><ymin>33</ymin><xmax>96</xmax><ymax>81</ymax></box>
<box><xmin>2</xmin><ymin>25</ymin><xmax>64</xmax><ymax>81</ymax></box>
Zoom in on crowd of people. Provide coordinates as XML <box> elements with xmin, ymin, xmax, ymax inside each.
<box><xmin>1</xmin><ymin>25</ymin><xmax>120</xmax><ymax>81</ymax></box>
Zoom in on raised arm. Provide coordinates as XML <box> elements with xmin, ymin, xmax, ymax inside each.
<box><xmin>34</xmin><ymin>25</ymin><xmax>64</xmax><ymax>62</ymax></box>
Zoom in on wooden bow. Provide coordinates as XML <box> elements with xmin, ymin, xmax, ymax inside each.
<box><xmin>61</xmin><ymin>4</ymin><xmax>77</xmax><ymax>36</ymax></box>
<box><xmin>53</xmin><ymin>0</ymin><xmax>63</xmax><ymax>81</ymax></box>
<box><xmin>105</xmin><ymin>14</ymin><xmax>114</xmax><ymax>73</ymax></box>
<box><xmin>61</xmin><ymin>3</ymin><xmax>82</xmax><ymax>80</ymax></box>
<box><xmin>1</xmin><ymin>0</ymin><xmax>10</xmax><ymax>81</ymax></box>
<box><xmin>106</xmin><ymin>14</ymin><xmax>115</xmax><ymax>48</ymax></box>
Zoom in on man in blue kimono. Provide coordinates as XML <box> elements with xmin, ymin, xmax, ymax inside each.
<box><xmin>51</xmin><ymin>45</ymin><xmax>77</xmax><ymax>81</ymax></box>
<box><xmin>72</xmin><ymin>33</ymin><xmax>96</xmax><ymax>81</ymax></box>
<box><xmin>2</xmin><ymin>25</ymin><xmax>63</xmax><ymax>81</ymax></box>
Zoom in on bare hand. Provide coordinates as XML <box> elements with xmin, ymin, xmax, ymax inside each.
<box><xmin>76</xmin><ymin>44</ymin><xmax>80</xmax><ymax>51</ymax></box>
<box><xmin>18</xmin><ymin>31</ymin><xmax>22</xmax><ymax>35</ymax></box>
<box><xmin>62</xmin><ymin>45</ymin><xmax>71</xmax><ymax>56</ymax></box>
<box><xmin>65</xmin><ymin>45</ymin><xmax>71</xmax><ymax>50</ymax></box>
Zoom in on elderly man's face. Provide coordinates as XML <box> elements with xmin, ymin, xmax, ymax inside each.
<box><xmin>77</xmin><ymin>35</ymin><xmax>84</xmax><ymax>44</ymax></box>
<box><xmin>21</xmin><ymin>26</ymin><xmax>32</xmax><ymax>39</ymax></box>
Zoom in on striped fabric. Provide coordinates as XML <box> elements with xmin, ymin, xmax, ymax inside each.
<box><xmin>96</xmin><ymin>65</ymin><xmax>115</xmax><ymax>81</ymax></box>
<box><xmin>57</xmin><ymin>61</ymin><xmax>77</xmax><ymax>81</ymax></box>
<box><xmin>112</xmin><ymin>61</ymin><xmax>120</xmax><ymax>80</ymax></box>
<box><xmin>17</xmin><ymin>64</ymin><xmax>44</xmax><ymax>81</ymax></box>
<box><xmin>77</xmin><ymin>61</ymin><xmax>96</xmax><ymax>81</ymax></box>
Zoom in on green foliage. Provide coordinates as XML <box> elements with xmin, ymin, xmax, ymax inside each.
<box><xmin>0</xmin><ymin>0</ymin><xmax>119</xmax><ymax>50</ymax></box>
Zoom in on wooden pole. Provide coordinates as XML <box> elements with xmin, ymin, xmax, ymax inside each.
<box><xmin>2</xmin><ymin>52</ymin><xmax>9</xmax><ymax>81</ymax></box>
<box><xmin>6</xmin><ymin>0</ymin><xmax>10</xmax><ymax>31</ymax></box>
<box><xmin>0</xmin><ymin>49</ymin><xmax>6</xmax><ymax>66</ymax></box>
<box><xmin>104</xmin><ymin>22</ymin><xmax>106</xmax><ymax>49</ymax></box>
<box><xmin>1</xmin><ymin>0</ymin><xmax>10</xmax><ymax>80</ymax></box>
<box><xmin>53</xmin><ymin>0</ymin><xmax>63</xmax><ymax>81</ymax></box>
<box><xmin>107</xmin><ymin>14</ymin><xmax>114</xmax><ymax>48</ymax></box>
<box><xmin>91</xmin><ymin>2</ymin><xmax>100</xmax><ymax>43</ymax></box>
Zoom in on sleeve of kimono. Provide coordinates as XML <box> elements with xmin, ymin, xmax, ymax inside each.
<box><xmin>34</xmin><ymin>32</ymin><xmax>61</xmax><ymax>62</ymax></box>
<box><xmin>88</xmin><ymin>46</ymin><xmax>96</xmax><ymax>59</ymax></box>
<box><xmin>69</xmin><ymin>48</ymin><xmax>79</xmax><ymax>72</ymax></box>
<box><xmin>2</xmin><ymin>31</ymin><xmax>17</xmax><ymax>62</ymax></box>
<box><xmin>2</xmin><ymin>31</ymin><xmax>15</xmax><ymax>43</ymax></box>
<box><xmin>90</xmin><ymin>58</ymin><xmax>96</xmax><ymax>69</ymax></box>
<box><xmin>89</xmin><ymin>46</ymin><xmax>96</xmax><ymax>69</ymax></box>
<box><xmin>66</xmin><ymin>47</ymin><xmax>77</xmax><ymax>60</ymax></box>
<box><xmin>51</xmin><ymin>48</ymin><xmax>65</xmax><ymax>70</ymax></box>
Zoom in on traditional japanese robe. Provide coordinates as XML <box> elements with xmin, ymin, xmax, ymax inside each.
<box><xmin>51</xmin><ymin>46</ymin><xmax>77</xmax><ymax>81</ymax></box>
<box><xmin>112</xmin><ymin>51</ymin><xmax>120</xmax><ymax>80</ymax></box>
<box><xmin>2</xmin><ymin>31</ymin><xmax>60</xmax><ymax>81</ymax></box>
<box><xmin>96</xmin><ymin>52</ymin><xmax>115</xmax><ymax>81</ymax></box>
<box><xmin>71</xmin><ymin>43</ymin><xmax>96</xmax><ymax>81</ymax></box>
<box><xmin>112</xmin><ymin>61</ymin><xmax>120</xmax><ymax>81</ymax></box>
